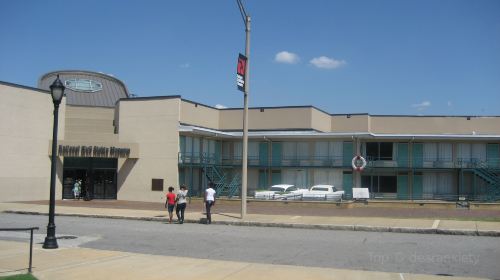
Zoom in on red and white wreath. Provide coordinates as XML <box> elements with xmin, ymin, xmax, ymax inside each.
<box><xmin>351</xmin><ymin>155</ymin><xmax>367</xmax><ymax>171</ymax></box>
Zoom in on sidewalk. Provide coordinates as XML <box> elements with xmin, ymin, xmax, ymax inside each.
<box><xmin>0</xmin><ymin>240</ymin><xmax>487</xmax><ymax>280</ymax></box>
<box><xmin>1</xmin><ymin>202</ymin><xmax>500</xmax><ymax>236</ymax></box>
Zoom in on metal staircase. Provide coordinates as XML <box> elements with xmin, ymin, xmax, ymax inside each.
<box><xmin>226</xmin><ymin>172</ymin><xmax>241</xmax><ymax>198</ymax></box>
<box><xmin>203</xmin><ymin>164</ymin><xmax>241</xmax><ymax>198</ymax></box>
<box><xmin>203</xmin><ymin>164</ymin><xmax>226</xmax><ymax>195</ymax></box>
<box><xmin>473</xmin><ymin>162</ymin><xmax>500</xmax><ymax>201</ymax></box>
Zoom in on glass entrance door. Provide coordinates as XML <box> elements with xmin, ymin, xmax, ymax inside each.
<box><xmin>62</xmin><ymin>169</ymin><xmax>88</xmax><ymax>199</ymax></box>
<box><xmin>92</xmin><ymin>169</ymin><xmax>117</xmax><ymax>199</ymax></box>
<box><xmin>62</xmin><ymin>158</ymin><xmax>117</xmax><ymax>200</ymax></box>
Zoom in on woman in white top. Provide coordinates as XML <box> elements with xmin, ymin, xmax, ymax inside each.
<box><xmin>175</xmin><ymin>185</ymin><xmax>188</xmax><ymax>224</ymax></box>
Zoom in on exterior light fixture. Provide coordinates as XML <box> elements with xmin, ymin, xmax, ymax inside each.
<box><xmin>43</xmin><ymin>74</ymin><xmax>65</xmax><ymax>249</ymax></box>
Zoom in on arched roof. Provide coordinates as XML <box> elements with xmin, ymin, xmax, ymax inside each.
<box><xmin>38</xmin><ymin>70</ymin><xmax>130</xmax><ymax>107</ymax></box>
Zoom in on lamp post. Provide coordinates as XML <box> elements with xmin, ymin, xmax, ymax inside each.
<box><xmin>236</xmin><ymin>0</ymin><xmax>250</xmax><ymax>219</ymax></box>
<box><xmin>43</xmin><ymin>74</ymin><xmax>65</xmax><ymax>249</ymax></box>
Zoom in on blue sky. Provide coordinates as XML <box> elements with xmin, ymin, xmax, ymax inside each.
<box><xmin>1</xmin><ymin>0</ymin><xmax>499</xmax><ymax>115</ymax></box>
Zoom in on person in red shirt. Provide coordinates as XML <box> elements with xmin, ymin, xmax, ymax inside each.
<box><xmin>165</xmin><ymin>187</ymin><xmax>176</xmax><ymax>223</ymax></box>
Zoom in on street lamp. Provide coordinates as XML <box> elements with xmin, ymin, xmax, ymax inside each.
<box><xmin>236</xmin><ymin>0</ymin><xmax>250</xmax><ymax>219</ymax></box>
<box><xmin>43</xmin><ymin>74</ymin><xmax>65</xmax><ymax>249</ymax></box>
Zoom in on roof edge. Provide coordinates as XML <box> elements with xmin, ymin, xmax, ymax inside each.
<box><xmin>118</xmin><ymin>95</ymin><xmax>181</xmax><ymax>103</ymax></box>
<box><xmin>0</xmin><ymin>80</ymin><xmax>49</xmax><ymax>94</ymax></box>
<box><xmin>370</xmin><ymin>114</ymin><xmax>500</xmax><ymax>118</ymax></box>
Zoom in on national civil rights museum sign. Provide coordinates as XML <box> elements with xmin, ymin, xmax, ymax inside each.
<box><xmin>58</xmin><ymin>145</ymin><xmax>130</xmax><ymax>158</ymax></box>
<box><xmin>48</xmin><ymin>140</ymin><xmax>139</xmax><ymax>158</ymax></box>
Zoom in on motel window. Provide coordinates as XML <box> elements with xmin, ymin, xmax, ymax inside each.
<box><xmin>379</xmin><ymin>176</ymin><xmax>397</xmax><ymax>193</ymax></box>
<box><xmin>283</xmin><ymin>142</ymin><xmax>296</xmax><ymax>160</ymax></box>
<box><xmin>366</xmin><ymin>142</ymin><xmax>393</xmax><ymax>161</ymax></box>
<box><xmin>362</xmin><ymin>175</ymin><xmax>397</xmax><ymax>193</ymax></box>
<box><xmin>222</xmin><ymin>142</ymin><xmax>231</xmax><ymax>160</ymax></box>
<box><xmin>193</xmin><ymin>138</ymin><xmax>200</xmax><ymax>155</ymax></box>
<box><xmin>185</xmin><ymin>137</ymin><xmax>193</xmax><ymax>155</ymax></box>
<box><xmin>282</xmin><ymin>142</ymin><xmax>310</xmax><ymax>160</ymax></box>
<box><xmin>234</xmin><ymin>142</ymin><xmax>243</xmax><ymax>159</ymax></box>
<box><xmin>248</xmin><ymin>142</ymin><xmax>259</xmax><ymax>160</ymax></box>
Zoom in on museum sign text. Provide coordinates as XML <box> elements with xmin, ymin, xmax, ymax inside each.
<box><xmin>58</xmin><ymin>145</ymin><xmax>130</xmax><ymax>158</ymax></box>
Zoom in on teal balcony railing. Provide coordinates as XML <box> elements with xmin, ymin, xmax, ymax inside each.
<box><xmin>222</xmin><ymin>154</ymin><xmax>345</xmax><ymax>167</ymax></box>
<box><xmin>416</xmin><ymin>157</ymin><xmax>454</xmax><ymax>168</ymax></box>
<box><xmin>275</xmin><ymin>156</ymin><xmax>344</xmax><ymax>167</ymax></box>
<box><xmin>179</xmin><ymin>153</ymin><xmax>345</xmax><ymax>167</ymax></box>
<box><xmin>364</xmin><ymin>156</ymin><xmax>401</xmax><ymax>168</ymax></box>
<box><xmin>455</xmin><ymin>157</ymin><xmax>500</xmax><ymax>169</ymax></box>
<box><xmin>179</xmin><ymin>153</ymin><xmax>500</xmax><ymax>170</ymax></box>
<box><xmin>365</xmin><ymin>156</ymin><xmax>500</xmax><ymax>169</ymax></box>
<box><xmin>178</xmin><ymin>153</ymin><xmax>218</xmax><ymax>165</ymax></box>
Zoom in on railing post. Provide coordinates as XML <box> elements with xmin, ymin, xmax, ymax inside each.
<box><xmin>29</xmin><ymin>228</ymin><xmax>34</xmax><ymax>273</ymax></box>
<box><xmin>1</xmin><ymin>228</ymin><xmax>39</xmax><ymax>274</ymax></box>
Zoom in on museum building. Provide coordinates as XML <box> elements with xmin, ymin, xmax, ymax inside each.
<box><xmin>0</xmin><ymin>70</ymin><xmax>499</xmax><ymax>202</ymax></box>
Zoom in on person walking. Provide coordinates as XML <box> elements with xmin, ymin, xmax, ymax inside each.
<box><xmin>165</xmin><ymin>187</ymin><xmax>176</xmax><ymax>224</ymax></box>
<box><xmin>175</xmin><ymin>185</ymin><xmax>188</xmax><ymax>224</ymax></box>
<box><xmin>73</xmin><ymin>179</ymin><xmax>81</xmax><ymax>200</ymax></box>
<box><xmin>83</xmin><ymin>176</ymin><xmax>90</xmax><ymax>201</ymax></box>
<box><xmin>204</xmin><ymin>183</ymin><xmax>216</xmax><ymax>224</ymax></box>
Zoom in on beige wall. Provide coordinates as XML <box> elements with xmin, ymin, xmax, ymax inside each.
<box><xmin>117</xmin><ymin>98</ymin><xmax>181</xmax><ymax>202</ymax></box>
<box><xmin>180</xmin><ymin>100</ymin><xmax>219</xmax><ymax>129</ymax></box>
<box><xmin>0</xmin><ymin>84</ymin><xmax>65</xmax><ymax>202</ymax></box>
<box><xmin>311</xmin><ymin>108</ymin><xmax>332</xmax><ymax>132</ymax></box>
<box><xmin>220</xmin><ymin>107</ymin><xmax>313</xmax><ymax>130</ymax></box>
<box><xmin>370</xmin><ymin>116</ymin><xmax>500</xmax><ymax>135</ymax></box>
<box><xmin>58</xmin><ymin>105</ymin><xmax>138</xmax><ymax>158</ymax></box>
<box><xmin>179</xmin><ymin>104</ymin><xmax>327</xmax><ymax>131</ymax></box>
<box><xmin>331</xmin><ymin>115</ymin><xmax>370</xmax><ymax>132</ymax></box>
<box><xmin>64</xmin><ymin>105</ymin><xmax>118</xmax><ymax>142</ymax></box>
<box><xmin>177</xmin><ymin>101</ymin><xmax>500</xmax><ymax>135</ymax></box>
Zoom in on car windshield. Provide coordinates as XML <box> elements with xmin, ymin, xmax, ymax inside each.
<box><xmin>312</xmin><ymin>187</ymin><xmax>329</xmax><ymax>191</ymax></box>
<box><xmin>270</xmin><ymin>187</ymin><xmax>285</xmax><ymax>192</ymax></box>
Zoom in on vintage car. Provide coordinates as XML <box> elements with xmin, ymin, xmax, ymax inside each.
<box><xmin>281</xmin><ymin>187</ymin><xmax>309</xmax><ymax>200</ymax></box>
<box><xmin>254</xmin><ymin>184</ymin><xmax>304</xmax><ymax>200</ymax></box>
<box><xmin>301</xmin><ymin>185</ymin><xmax>344</xmax><ymax>201</ymax></box>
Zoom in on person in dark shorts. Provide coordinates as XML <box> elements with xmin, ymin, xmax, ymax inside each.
<box><xmin>166</xmin><ymin>187</ymin><xmax>176</xmax><ymax>223</ymax></box>
<box><xmin>175</xmin><ymin>185</ymin><xmax>188</xmax><ymax>224</ymax></box>
<box><xmin>204</xmin><ymin>183</ymin><xmax>216</xmax><ymax>224</ymax></box>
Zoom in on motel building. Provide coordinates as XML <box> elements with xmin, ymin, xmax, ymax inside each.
<box><xmin>0</xmin><ymin>70</ymin><xmax>499</xmax><ymax>203</ymax></box>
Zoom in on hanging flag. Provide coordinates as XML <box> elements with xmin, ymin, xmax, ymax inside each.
<box><xmin>236</xmin><ymin>53</ymin><xmax>247</xmax><ymax>92</ymax></box>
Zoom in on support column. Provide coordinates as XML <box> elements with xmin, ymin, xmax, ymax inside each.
<box><xmin>355</xmin><ymin>138</ymin><xmax>362</xmax><ymax>188</ymax></box>
<box><xmin>459</xmin><ymin>169</ymin><xmax>463</xmax><ymax>197</ymax></box>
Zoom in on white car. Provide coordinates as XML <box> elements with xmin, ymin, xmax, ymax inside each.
<box><xmin>282</xmin><ymin>187</ymin><xmax>309</xmax><ymax>200</ymax></box>
<box><xmin>255</xmin><ymin>184</ymin><xmax>301</xmax><ymax>200</ymax></box>
<box><xmin>301</xmin><ymin>185</ymin><xmax>344</xmax><ymax>201</ymax></box>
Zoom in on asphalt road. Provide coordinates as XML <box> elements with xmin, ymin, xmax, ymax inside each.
<box><xmin>1</xmin><ymin>213</ymin><xmax>499</xmax><ymax>279</ymax></box>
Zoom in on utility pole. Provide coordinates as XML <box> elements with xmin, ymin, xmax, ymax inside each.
<box><xmin>237</xmin><ymin>0</ymin><xmax>250</xmax><ymax>219</ymax></box>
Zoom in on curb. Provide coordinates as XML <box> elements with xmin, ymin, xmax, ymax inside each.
<box><xmin>4</xmin><ymin>210</ymin><xmax>500</xmax><ymax>237</ymax></box>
